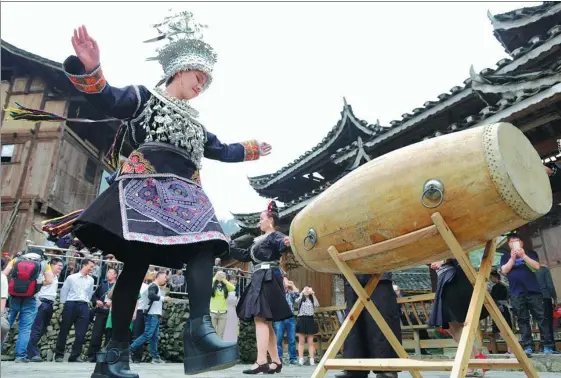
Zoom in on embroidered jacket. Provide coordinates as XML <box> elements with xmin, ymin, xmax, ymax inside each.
<box><xmin>63</xmin><ymin>56</ymin><xmax>260</xmax><ymax>181</ymax></box>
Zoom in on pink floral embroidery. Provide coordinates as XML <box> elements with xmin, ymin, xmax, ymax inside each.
<box><xmin>120</xmin><ymin>151</ymin><xmax>156</xmax><ymax>175</ymax></box>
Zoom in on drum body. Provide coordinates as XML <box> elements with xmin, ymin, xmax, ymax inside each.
<box><xmin>289</xmin><ymin>123</ymin><xmax>552</xmax><ymax>274</ymax></box>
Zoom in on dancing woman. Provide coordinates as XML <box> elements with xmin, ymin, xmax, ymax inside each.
<box><xmin>229</xmin><ymin>202</ymin><xmax>293</xmax><ymax>374</ymax></box>
<box><xmin>8</xmin><ymin>11</ymin><xmax>273</xmax><ymax>378</ymax></box>
<box><xmin>428</xmin><ymin>259</ymin><xmax>489</xmax><ymax>377</ymax></box>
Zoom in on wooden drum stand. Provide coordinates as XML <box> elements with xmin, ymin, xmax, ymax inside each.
<box><xmin>311</xmin><ymin>212</ymin><xmax>538</xmax><ymax>378</ymax></box>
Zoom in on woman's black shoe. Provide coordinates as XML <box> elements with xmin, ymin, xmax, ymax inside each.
<box><xmin>90</xmin><ymin>341</ymin><xmax>138</xmax><ymax>378</ymax></box>
<box><xmin>183</xmin><ymin>315</ymin><xmax>239</xmax><ymax>375</ymax></box>
<box><xmin>267</xmin><ymin>361</ymin><xmax>282</xmax><ymax>374</ymax></box>
<box><xmin>243</xmin><ymin>363</ymin><xmax>270</xmax><ymax>374</ymax></box>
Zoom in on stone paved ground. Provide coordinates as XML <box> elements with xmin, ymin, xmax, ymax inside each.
<box><xmin>1</xmin><ymin>362</ymin><xmax>559</xmax><ymax>378</ymax></box>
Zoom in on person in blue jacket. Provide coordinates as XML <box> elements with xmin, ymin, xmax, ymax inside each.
<box><xmin>9</xmin><ymin>11</ymin><xmax>273</xmax><ymax>378</ymax></box>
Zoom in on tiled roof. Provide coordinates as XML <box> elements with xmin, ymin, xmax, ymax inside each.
<box><xmin>393</xmin><ymin>267</ymin><xmax>432</xmax><ymax>292</ymax></box>
<box><xmin>2</xmin><ymin>39</ymin><xmax>64</xmax><ymax>72</ymax></box>
<box><xmin>490</xmin><ymin>2</ymin><xmax>560</xmax><ymax>24</ymax></box>
<box><xmin>232</xmin><ymin>180</ymin><xmax>337</xmax><ymax>228</ymax></box>
<box><xmin>331</xmin><ymin>34</ymin><xmax>561</xmax><ymax>163</ymax></box>
<box><xmin>233</xmin><ymin>212</ymin><xmax>261</xmax><ymax>229</ymax></box>
<box><xmin>247</xmin><ymin>102</ymin><xmax>388</xmax><ymax>189</ymax></box>
<box><xmin>489</xmin><ymin>2</ymin><xmax>561</xmax><ymax>54</ymax></box>
<box><xmin>500</xmin><ymin>25</ymin><xmax>561</xmax><ymax>65</ymax></box>
<box><xmin>417</xmin><ymin>64</ymin><xmax>561</xmax><ymax>141</ymax></box>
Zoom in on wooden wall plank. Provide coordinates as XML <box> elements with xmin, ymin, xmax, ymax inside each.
<box><xmin>29</xmin><ymin>78</ymin><xmax>45</xmax><ymax>92</ymax></box>
<box><xmin>39</xmin><ymin>100</ymin><xmax>66</xmax><ymax>132</ymax></box>
<box><xmin>49</xmin><ymin>138</ymin><xmax>98</xmax><ymax>214</ymax></box>
<box><xmin>12</xmin><ymin>77</ymin><xmax>28</xmax><ymax>92</ymax></box>
<box><xmin>23</xmin><ymin>140</ymin><xmax>57</xmax><ymax>200</ymax></box>
<box><xmin>1</xmin><ymin>142</ymin><xmax>31</xmax><ymax>199</ymax></box>
<box><xmin>1</xmin><ymin>212</ymin><xmax>28</xmax><ymax>254</ymax></box>
<box><xmin>1</xmin><ymin>82</ymin><xmax>10</xmax><ymax>108</ymax></box>
<box><xmin>2</xmin><ymin>93</ymin><xmax>43</xmax><ymax>133</ymax></box>
<box><xmin>288</xmin><ymin>266</ymin><xmax>333</xmax><ymax>307</ymax></box>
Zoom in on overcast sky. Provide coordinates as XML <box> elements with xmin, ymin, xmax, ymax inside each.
<box><xmin>1</xmin><ymin>1</ymin><xmax>538</xmax><ymax>219</ymax></box>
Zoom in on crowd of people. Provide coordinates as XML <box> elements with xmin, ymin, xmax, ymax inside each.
<box><xmin>0</xmin><ymin>250</ymin><xmax>248</xmax><ymax>363</ymax></box>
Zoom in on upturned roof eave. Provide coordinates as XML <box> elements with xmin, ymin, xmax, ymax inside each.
<box><xmin>488</xmin><ymin>2</ymin><xmax>561</xmax><ymax>32</ymax></box>
<box><xmin>247</xmin><ymin>104</ymin><xmax>383</xmax><ymax>190</ymax></box>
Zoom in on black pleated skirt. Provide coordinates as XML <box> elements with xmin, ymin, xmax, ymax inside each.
<box><xmin>428</xmin><ymin>265</ymin><xmax>489</xmax><ymax>329</ymax></box>
<box><xmin>296</xmin><ymin>316</ymin><xmax>317</xmax><ymax>335</ymax></box>
<box><xmin>236</xmin><ymin>268</ymin><xmax>294</xmax><ymax>322</ymax></box>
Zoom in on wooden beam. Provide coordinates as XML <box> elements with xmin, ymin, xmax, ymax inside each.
<box><xmin>337</xmin><ymin>225</ymin><xmax>438</xmax><ymax>262</ymax></box>
<box><xmin>323</xmin><ymin>358</ymin><xmax>522</xmax><ymax>371</ymax></box>
<box><xmin>397</xmin><ymin>293</ymin><xmax>435</xmax><ymax>304</ymax></box>
<box><xmin>520</xmin><ymin>113</ymin><xmax>561</xmax><ymax>132</ymax></box>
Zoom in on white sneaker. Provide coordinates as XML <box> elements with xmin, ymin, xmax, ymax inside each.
<box><xmin>309</xmin><ymin>358</ymin><xmax>315</xmax><ymax>366</ymax></box>
<box><xmin>298</xmin><ymin>358</ymin><xmax>305</xmax><ymax>366</ymax></box>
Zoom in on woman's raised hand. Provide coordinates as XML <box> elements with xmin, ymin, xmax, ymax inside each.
<box><xmin>258</xmin><ymin>142</ymin><xmax>272</xmax><ymax>157</ymax></box>
<box><xmin>71</xmin><ymin>25</ymin><xmax>100</xmax><ymax>73</ymax></box>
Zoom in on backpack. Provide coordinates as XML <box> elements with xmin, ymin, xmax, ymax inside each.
<box><xmin>8</xmin><ymin>254</ymin><xmax>43</xmax><ymax>297</ymax></box>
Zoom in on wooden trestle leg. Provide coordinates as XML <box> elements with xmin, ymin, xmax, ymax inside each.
<box><xmin>431</xmin><ymin>213</ymin><xmax>538</xmax><ymax>378</ymax></box>
<box><xmin>310</xmin><ymin>212</ymin><xmax>538</xmax><ymax>378</ymax></box>
<box><xmin>310</xmin><ymin>274</ymin><xmax>381</xmax><ymax>378</ymax></box>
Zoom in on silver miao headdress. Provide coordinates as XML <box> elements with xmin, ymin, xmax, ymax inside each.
<box><xmin>144</xmin><ymin>10</ymin><xmax>217</xmax><ymax>92</ymax></box>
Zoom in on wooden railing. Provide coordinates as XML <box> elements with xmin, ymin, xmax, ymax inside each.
<box><xmin>398</xmin><ymin>293</ymin><xmax>461</xmax><ymax>353</ymax></box>
<box><xmin>313</xmin><ymin>305</ymin><xmax>347</xmax><ymax>355</ymax></box>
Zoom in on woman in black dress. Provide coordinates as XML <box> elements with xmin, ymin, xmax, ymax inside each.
<box><xmin>229</xmin><ymin>201</ymin><xmax>292</xmax><ymax>374</ymax></box>
<box><xmin>295</xmin><ymin>286</ymin><xmax>319</xmax><ymax>365</ymax></box>
<box><xmin>428</xmin><ymin>259</ymin><xmax>489</xmax><ymax>376</ymax></box>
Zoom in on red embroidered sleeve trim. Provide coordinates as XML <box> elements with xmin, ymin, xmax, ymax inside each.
<box><xmin>242</xmin><ymin>140</ymin><xmax>260</xmax><ymax>161</ymax></box>
<box><xmin>65</xmin><ymin>65</ymin><xmax>107</xmax><ymax>94</ymax></box>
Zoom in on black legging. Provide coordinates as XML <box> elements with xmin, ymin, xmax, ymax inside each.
<box><xmin>110</xmin><ymin>246</ymin><xmax>215</xmax><ymax>342</ymax></box>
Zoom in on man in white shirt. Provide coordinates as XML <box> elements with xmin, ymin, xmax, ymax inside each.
<box><xmin>54</xmin><ymin>258</ymin><xmax>95</xmax><ymax>362</ymax></box>
<box><xmin>129</xmin><ymin>272</ymin><xmax>170</xmax><ymax>364</ymax></box>
<box><xmin>26</xmin><ymin>258</ymin><xmax>64</xmax><ymax>362</ymax></box>
<box><xmin>131</xmin><ymin>276</ymin><xmax>151</xmax><ymax>363</ymax></box>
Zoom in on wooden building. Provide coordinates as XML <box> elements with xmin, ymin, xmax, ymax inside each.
<box><xmin>232</xmin><ymin>2</ymin><xmax>561</xmax><ymax>303</ymax></box>
<box><xmin>1</xmin><ymin>41</ymin><xmax>132</xmax><ymax>254</ymax></box>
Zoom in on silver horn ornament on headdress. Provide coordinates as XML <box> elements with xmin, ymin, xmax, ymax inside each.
<box><xmin>144</xmin><ymin>10</ymin><xmax>217</xmax><ymax>91</ymax></box>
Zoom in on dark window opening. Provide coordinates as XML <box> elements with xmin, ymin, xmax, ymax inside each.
<box><xmin>85</xmin><ymin>158</ymin><xmax>97</xmax><ymax>184</ymax></box>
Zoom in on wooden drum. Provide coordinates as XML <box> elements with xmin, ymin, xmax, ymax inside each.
<box><xmin>289</xmin><ymin>123</ymin><xmax>552</xmax><ymax>274</ymax></box>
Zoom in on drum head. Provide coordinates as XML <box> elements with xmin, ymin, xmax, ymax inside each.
<box><xmin>484</xmin><ymin>122</ymin><xmax>552</xmax><ymax>221</ymax></box>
